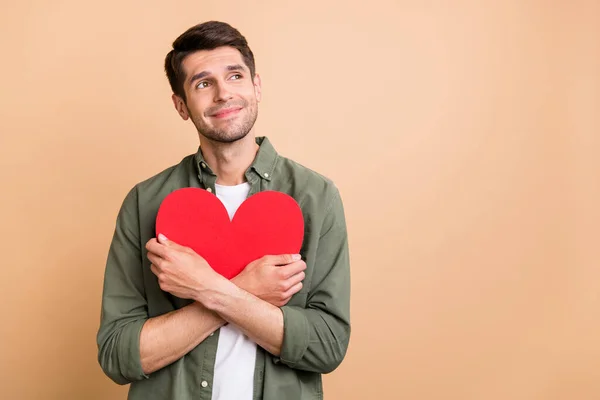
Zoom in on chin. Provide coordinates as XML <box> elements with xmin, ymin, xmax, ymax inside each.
<box><xmin>203</xmin><ymin>129</ymin><xmax>250</xmax><ymax>144</ymax></box>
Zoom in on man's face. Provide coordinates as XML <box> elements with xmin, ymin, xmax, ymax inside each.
<box><xmin>174</xmin><ymin>46</ymin><xmax>261</xmax><ymax>143</ymax></box>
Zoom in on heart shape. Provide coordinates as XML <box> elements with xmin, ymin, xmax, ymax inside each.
<box><xmin>155</xmin><ymin>188</ymin><xmax>304</xmax><ymax>279</ymax></box>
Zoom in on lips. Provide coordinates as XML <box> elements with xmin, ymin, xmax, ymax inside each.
<box><xmin>211</xmin><ymin>107</ymin><xmax>242</xmax><ymax>119</ymax></box>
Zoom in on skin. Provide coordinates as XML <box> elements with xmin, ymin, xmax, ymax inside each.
<box><xmin>139</xmin><ymin>46</ymin><xmax>305</xmax><ymax>374</ymax></box>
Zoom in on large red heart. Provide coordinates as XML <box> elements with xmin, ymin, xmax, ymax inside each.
<box><xmin>155</xmin><ymin>188</ymin><xmax>304</xmax><ymax>279</ymax></box>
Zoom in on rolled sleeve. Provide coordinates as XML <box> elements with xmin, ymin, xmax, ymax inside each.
<box><xmin>279</xmin><ymin>306</ymin><xmax>310</xmax><ymax>364</ymax></box>
<box><xmin>97</xmin><ymin>186</ymin><xmax>150</xmax><ymax>384</ymax></box>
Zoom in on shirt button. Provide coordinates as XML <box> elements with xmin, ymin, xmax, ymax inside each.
<box><xmin>264</xmin><ymin>173</ymin><xmax>269</xmax><ymax>178</ymax></box>
<box><xmin>201</xmin><ymin>162</ymin><xmax>206</xmax><ymax>168</ymax></box>
<box><xmin>201</xmin><ymin>381</ymin><xmax>208</xmax><ymax>388</ymax></box>
<box><xmin>206</xmin><ymin>187</ymin><xmax>212</xmax><ymax>193</ymax></box>
<box><xmin>209</xmin><ymin>332</ymin><xmax>214</xmax><ymax>336</ymax></box>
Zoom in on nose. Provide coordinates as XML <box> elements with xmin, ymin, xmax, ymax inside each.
<box><xmin>214</xmin><ymin>81</ymin><xmax>233</xmax><ymax>103</ymax></box>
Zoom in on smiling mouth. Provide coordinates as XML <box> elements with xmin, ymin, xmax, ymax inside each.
<box><xmin>211</xmin><ymin>108</ymin><xmax>242</xmax><ymax>119</ymax></box>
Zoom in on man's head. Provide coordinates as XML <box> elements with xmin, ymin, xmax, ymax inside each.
<box><xmin>165</xmin><ymin>21</ymin><xmax>261</xmax><ymax>144</ymax></box>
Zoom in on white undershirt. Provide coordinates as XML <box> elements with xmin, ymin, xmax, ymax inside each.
<box><xmin>211</xmin><ymin>182</ymin><xmax>256</xmax><ymax>400</ymax></box>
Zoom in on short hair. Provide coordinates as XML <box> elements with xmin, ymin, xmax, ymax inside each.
<box><xmin>164</xmin><ymin>21</ymin><xmax>256</xmax><ymax>102</ymax></box>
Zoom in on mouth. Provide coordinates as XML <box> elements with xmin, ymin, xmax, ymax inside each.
<box><xmin>211</xmin><ymin>107</ymin><xmax>242</xmax><ymax>119</ymax></box>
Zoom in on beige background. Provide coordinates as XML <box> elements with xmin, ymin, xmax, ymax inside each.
<box><xmin>1</xmin><ymin>1</ymin><xmax>599</xmax><ymax>399</ymax></box>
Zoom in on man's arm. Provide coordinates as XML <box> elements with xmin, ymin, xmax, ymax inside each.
<box><xmin>199</xmin><ymin>274</ymin><xmax>288</xmax><ymax>356</ymax></box>
<box><xmin>139</xmin><ymin>303</ymin><xmax>224</xmax><ymax>375</ymax></box>
<box><xmin>146</xmin><ymin>248</ymin><xmax>297</xmax><ymax>358</ymax></box>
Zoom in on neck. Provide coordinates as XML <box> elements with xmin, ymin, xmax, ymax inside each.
<box><xmin>199</xmin><ymin>133</ymin><xmax>259</xmax><ymax>186</ymax></box>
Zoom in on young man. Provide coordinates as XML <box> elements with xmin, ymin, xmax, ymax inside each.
<box><xmin>97</xmin><ymin>21</ymin><xmax>351</xmax><ymax>400</ymax></box>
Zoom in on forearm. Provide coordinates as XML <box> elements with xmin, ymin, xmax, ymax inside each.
<box><xmin>200</xmin><ymin>278</ymin><xmax>284</xmax><ymax>356</ymax></box>
<box><xmin>140</xmin><ymin>302</ymin><xmax>225</xmax><ymax>374</ymax></box>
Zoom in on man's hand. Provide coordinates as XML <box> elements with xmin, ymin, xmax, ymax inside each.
<box><xmin>147</xmin><ymin>234</ymin><xmax>306</xmax><ymax>307</ymax></box>
<box><xmin>146</xmin><ymin>234</ymin><xmax>216</xmax><ymax>300</ymax></box>
<box><xmin>232</xmin><ymin>254</ymin><xmax>307</xmax><ymax>307</ymax></box>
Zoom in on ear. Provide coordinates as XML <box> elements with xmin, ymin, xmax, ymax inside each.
<box><xmin>253</xmin><ymin>73</ymin><xmax>262</xmax><ymax>102</ymax></box>
<box><xmin>171</xmin><ymin>94</ymin><xmax>190</xmax><ymax>120</ymax></box>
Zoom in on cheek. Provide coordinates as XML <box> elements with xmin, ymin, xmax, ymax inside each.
<box><xmin>187</xmin><ymin>102</ymin><xmax>208</xmax><ymax>120</ymax></box>
<box><xmin>186</xmin><ymin>93</ymin><xmax>210</xmax><ymax>112</ymax></box>
<box><xmin>245</xmin><ymin>90</ymin><xmax>259</xmax><ymax>105</ymax></box>
<box><xmin>185</xmin><ymin>108</ymin><xmax>205</xmax><ymax>125</ymax></box>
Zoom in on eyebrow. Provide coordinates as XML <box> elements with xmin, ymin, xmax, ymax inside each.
<box><xmin>188</xmin><ymin>64</ymin><xmax>247</xmax><ymax>86</ymax></box>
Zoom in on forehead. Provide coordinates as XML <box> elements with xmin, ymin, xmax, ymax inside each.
<box><xmin>181</xmin><ymin>46</ymin><xmax>246</xmax><ymax>80</ymax></box>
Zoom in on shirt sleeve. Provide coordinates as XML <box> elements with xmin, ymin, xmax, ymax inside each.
<box><xmin>96</xmin><ymin>186</ymin><xmax>150</xmax><ymax>384</ymax></box>
<box><xmin>277</xmin><ymin>186</ymin><xmax>352</xmax><ymax>373</ymax></box>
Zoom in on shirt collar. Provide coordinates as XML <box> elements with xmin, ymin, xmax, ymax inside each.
<box><xmin>194</xmin><ymin>136</ymin><xmax>278</xmax><ymax>182</ymax></box>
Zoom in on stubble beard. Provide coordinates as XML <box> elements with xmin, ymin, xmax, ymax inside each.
<box><xmin>193</xmin><ymin>101</ymin><xmax>258</xmax><ymax>144</ymax></box>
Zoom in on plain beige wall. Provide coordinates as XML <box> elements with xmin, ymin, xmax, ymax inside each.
<box><xmin>1</xmin><ymin>1</ymin><xmax>599</xmax><ymax>399</ymax></box>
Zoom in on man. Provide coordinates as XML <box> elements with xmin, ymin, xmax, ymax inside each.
<box><xmin>97</xmin><ymin>21</ymin><xmax>351</xmax><ymax>400</ymax></box>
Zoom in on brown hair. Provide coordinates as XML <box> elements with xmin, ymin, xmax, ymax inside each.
<box><xmin>164</xmin><ymin>21</ymin><xmax>256</xmax><ymax>102</ymax></box>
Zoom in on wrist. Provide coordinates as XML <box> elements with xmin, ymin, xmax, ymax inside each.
<box><xmin>194</xmin><ymin>273</ymin><xmax>240</xmax><ymax>311</ymax></box>
<box><xmin>230</xmin><ymin>274</ymin><xmax>247</xmax><ymax>292</ymax></box>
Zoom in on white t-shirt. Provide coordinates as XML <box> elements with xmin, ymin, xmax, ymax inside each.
<box><xmin>211</xmin><ymin>182</ymin><xmax>256</xmax><ymax>400</ymax></box>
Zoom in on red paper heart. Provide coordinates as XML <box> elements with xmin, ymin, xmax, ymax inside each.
<box><xmin>155</xmin><ymin>188</ymin><xmax>304</xmax><ymax>279</ymax></box>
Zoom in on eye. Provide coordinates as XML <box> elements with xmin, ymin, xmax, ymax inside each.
<box><xmin>196</xmin><ymin>81</ymin><xmax>210</xmax><ymax>89</ymax></box>
<box><xmin>230</xmin><ymin>73</ymin><xmax>242</xmax><ymax>80</ymax></box>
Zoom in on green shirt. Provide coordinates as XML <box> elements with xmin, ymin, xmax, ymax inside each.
<box><xmin>97</xmin><ymin>136</ymin><xmax>351</xmax><ymax>400</ymax></box>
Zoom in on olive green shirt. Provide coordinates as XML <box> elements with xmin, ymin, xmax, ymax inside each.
<box><xmin>97</xmin><ymin>136</ymin><xmax>351</xmax><ymax>400</ymax></box>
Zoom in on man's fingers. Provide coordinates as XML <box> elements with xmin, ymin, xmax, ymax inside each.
<box><xmin>157</xmin><ymin>233</ymin><xmax>170</xmax><ymax>245</ymax></box>
<box><xmin>262</xmin><ymin>253</ymin><xmax>302</xmax><ymax>266</ymax></box>
<box><xmin>147</xmin><ymin>235</ymin><xmax>191</xmax><ymax>261</ymax></box>
<box><xmin>145</xmin><ymin>239</ymin><xmax>169</xmax><ymax>259</ymax></box>
<box><xmin>278</xmin><ymin>260</ymin><xmax>307</xmax><ymax>279</ymax></box>
<box><xmin>157</xmin><ymin>233</ymin><xmax>198</xmax><ymax>255</ymax></box>
<box><xmin>286</xmin><ymin>270</ymin><xmax>306</xmax><ymax>287</ymax></box>
<box><xmin>147</xmin><ymin>252</ymin><xmax>163</xmax><ymax>268</ymax></box>
<box><xmin>281</xmin><ymin>281</ymin><xmax>303</xmax><ymax>299</ymax></box>
<box><xmin>150</xmin><ymin>263</ymin><xmax>160</xmax><ymax>276</ymax></box>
